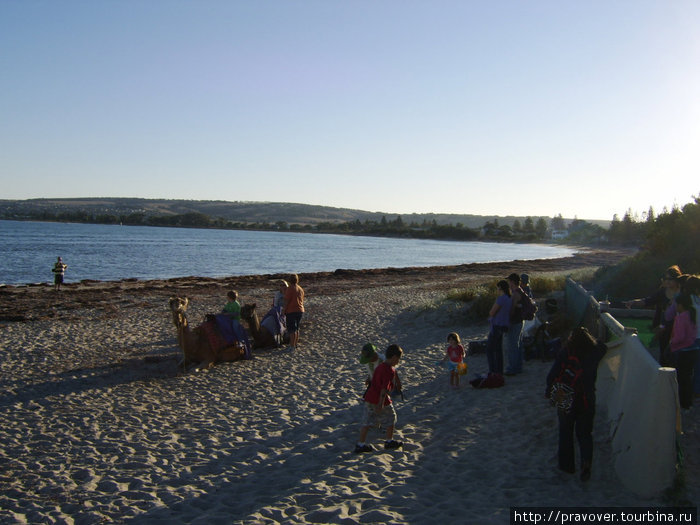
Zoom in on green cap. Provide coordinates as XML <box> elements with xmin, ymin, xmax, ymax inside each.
<box><xmin>359</xmin><ymin>343</ymin><xmax>378</xmax><ymax>364</ymax></box>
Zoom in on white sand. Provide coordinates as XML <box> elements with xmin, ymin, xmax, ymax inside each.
<box><xmin>0</xmin><ymin>281</ymin><xmax>697</xmax><ymax>524</ymax></box>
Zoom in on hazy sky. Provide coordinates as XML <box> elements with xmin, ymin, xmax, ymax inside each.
<box><xmin>2</xmin><ymin>1</ymin><xmax>698</xmax><ymax>221</ymax></box>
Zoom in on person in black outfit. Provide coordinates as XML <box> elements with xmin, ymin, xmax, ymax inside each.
<box><xmin>545</xmin><ymin>326</ymin><xmax>608</xmax><ymax>481</ymax></box>
<box><xmin>52</xmin><ymin>256</ymin><xmax>68</xmax><ymax>291</ymax></box>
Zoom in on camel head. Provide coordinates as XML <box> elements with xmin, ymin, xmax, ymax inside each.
<box><xmin>169</xmin><ymin>296</ymin><xmax>189</xmax><ymax>312</ymax></box>
<box><xmin>169</xmin><ymin>296</ymin><xmax>190</xmax><ymax>328</ymax></box>
<box><xmin>169</xmin><ymin>296</ymin><xmax>203</xmax><ymax>367</ymax></box>
<box><xmin>240</xmin><ymin>303</ymin><xmax>257</xmax><ymax>321</ymax></box>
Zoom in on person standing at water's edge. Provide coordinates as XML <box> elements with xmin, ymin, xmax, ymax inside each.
<box><xmin>52</xmin><ymin>257</ymin><xmax>67</xmax><ymax>291</ymax></box>
<box><xmin>283</xmin><ymin>273</ymin><xmax>305</xmax><ymax>352</ymax></box>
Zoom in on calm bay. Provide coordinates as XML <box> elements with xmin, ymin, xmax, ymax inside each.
<box><xmin>0</xmin><ymin>220</ymin><xmax>574</xmax><ymax>285</ymax></box>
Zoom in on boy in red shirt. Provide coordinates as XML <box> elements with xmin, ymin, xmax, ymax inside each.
<box><xmin>354</xmin><ymin>344</ymin><xmax>404</xmax><ymax>453</ymax></box>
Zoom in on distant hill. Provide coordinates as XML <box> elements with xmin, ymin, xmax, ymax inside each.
<box><xmin>0</xmin><ymin>197</ymin><xmax>610</xmax><ymax>228</ymax></box>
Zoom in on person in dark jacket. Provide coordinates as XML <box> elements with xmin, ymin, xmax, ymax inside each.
<box><xmin>624</xmin><ymin>265</ymin><xmax>682</xmax><ymax>366</ymax></box>
<box><xmin>545</xmin><ymin>326</ymin><xmax>607</xmax><ymax>481</ymax></box>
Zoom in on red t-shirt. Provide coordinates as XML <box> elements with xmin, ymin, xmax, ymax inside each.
<box><xmin>363</xmin><ymin>362</ymin><xmax>395</xmax><ymax>406</ymax></box>
<box><xmin>447</xmin><ymin>344</ymin><xmax>465</xmax><ymax>363</ymax></box>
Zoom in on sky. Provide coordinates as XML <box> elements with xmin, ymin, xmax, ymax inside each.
<box><xmin>1</xmin><ymin>1</ymin><xmax>699</xmax><ymax>221</ymax></box>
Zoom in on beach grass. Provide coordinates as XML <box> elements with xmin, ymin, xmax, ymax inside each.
<box><xmin>444</xmin><ymin>269</ymin><xmax>598</xmax><ymax>320</ymax></box>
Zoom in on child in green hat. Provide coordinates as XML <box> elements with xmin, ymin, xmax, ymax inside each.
<box><xmin>359</xmin><ymin>343</ymin><xmax>384</xmax><ymax>387</ymax></box>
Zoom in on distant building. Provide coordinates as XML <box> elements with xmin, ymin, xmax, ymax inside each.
<box><xmin>550</xmin><ymin>229</ymin><xmax>569</xmax><ymax>240</ymax></box>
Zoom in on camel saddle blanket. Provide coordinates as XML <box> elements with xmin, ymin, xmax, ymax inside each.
<box><xmin>200</xmin><ymin>319</ymin><xmax>230</xmax><ymax>353</ymax></box>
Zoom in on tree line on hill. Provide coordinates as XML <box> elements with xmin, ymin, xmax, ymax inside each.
<box><xmin>1</xmin><ymin>205</ymin><xmax>604</xmax><ymax>243</ymax></box>
<box><xmin>1</xmin><ymin>196</ymin><xmax>696</xmax><ymax>248</ymax></box>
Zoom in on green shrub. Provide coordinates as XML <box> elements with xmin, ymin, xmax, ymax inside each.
<box><xmin>445</xmin><ymin>281</ymin><xmax>498</xmax><ymax>320</ymax></box>
<box><xmin>529</xmin><ymin>269</ymin><xmax>597</xmax><ymax>295</ymax></box>
<box><xmin>470</xmin><ymin>290</ymin><xmax>497</xmax><ymax>319</ymax></box>
<box><xmin>530</xmin><ymin>275</ymin><xmax>564</xmax><ymax>294</ymax></box>
<box><xmin>446</xmin><ymin>271</ymin><xmax>599</xmax><ymax>321</ymax></box>
<box><xmin>594</xmin><ymin>197</ymin><xmax>699</xmax><ymax>300</ymax></box>
<box><xmin>592</xmin><ymin>254</ymin><xmax>693</xmax><ymax>302</ymax></box>
<box><xmin>445</xmin><ymin>281</ymin><xmax>497</xmax><ymax>303</ymax></box>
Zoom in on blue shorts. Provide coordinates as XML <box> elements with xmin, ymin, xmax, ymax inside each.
<box><xmin>286</xmin><ymin>312</ymin><xmax>303</xmax><ymax>333</ymax></box>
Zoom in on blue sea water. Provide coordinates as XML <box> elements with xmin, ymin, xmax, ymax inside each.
<box><xmin>0</xmin><ymin>220</ymin><xmax>575</xmax><ymax>285</ymax></box>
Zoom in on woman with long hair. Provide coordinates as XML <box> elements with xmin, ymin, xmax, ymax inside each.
<box><xmin>486</xmin><ymin>280</ymin><xmax>511</xmax><ymax>375</ymax></box>
<box><xmin>546</xmin><ymin>326</ymin><xmax>608</xmax><ymax>481</ymax></box>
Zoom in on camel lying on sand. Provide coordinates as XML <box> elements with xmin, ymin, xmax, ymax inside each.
<box><xmin>169</xmin><ymin>296</ymin><xmax>246</xmax><ymax>370</ymax></box>
<box><xmin>240</xmin><ymin>303</ymin><xmax>283</xmax><ymax>349</ymax></box>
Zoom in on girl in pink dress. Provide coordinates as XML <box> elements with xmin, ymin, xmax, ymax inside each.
<box><xmin>442</xmin><ymin>332</ymin><xmax>466</xmax><ymax>389</ymax></box>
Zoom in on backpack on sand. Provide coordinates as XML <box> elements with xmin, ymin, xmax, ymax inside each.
<box><xmin>470</xmin><ymin>372</ymin><xmax>505</xmax><ymax>389</ymax></box>
<box><xmin>549</xmin><ymin>350</ymin><xmax>584</xmax><ymax>413</ymax></box>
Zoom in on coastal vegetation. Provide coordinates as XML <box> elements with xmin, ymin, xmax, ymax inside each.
<box><xmin>593</xmin><ymin>195</ymin><xmax>700</xmax><ymax>300</ymax></box>
<box><xmin>447</xmin><ymin>269</ymin><xmax>598</xmax><ymax>320</ymax></box>
<box><xmin>1</xmin><ymin>194</ymin><xmax>696</xmax><ymax>251</ymax></box>
<box><xmin>445</xmin><ymin>195</ymin><xmax>699</xmax><ymax>312</ymax></box>
<box><xmin>0</xmin><ymin>197</ymin><xmax>612</xmax><ymax>244</ymax></box>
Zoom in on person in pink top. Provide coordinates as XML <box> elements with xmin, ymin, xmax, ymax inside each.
<box><xmin>441</xmin><ymin>332</ymin><xmax>466</xmax><ymax>389</ymax></box>
<box><xmin>670</xmin><ymin>293</ymin><xmax>698</xmax><ymax>409</ymax></box>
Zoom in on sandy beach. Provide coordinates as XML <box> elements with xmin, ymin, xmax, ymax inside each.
<box><xmin>1</xmin><ymin>249</ymin><xmax>697</xmax><ymax>524</ymax></box>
